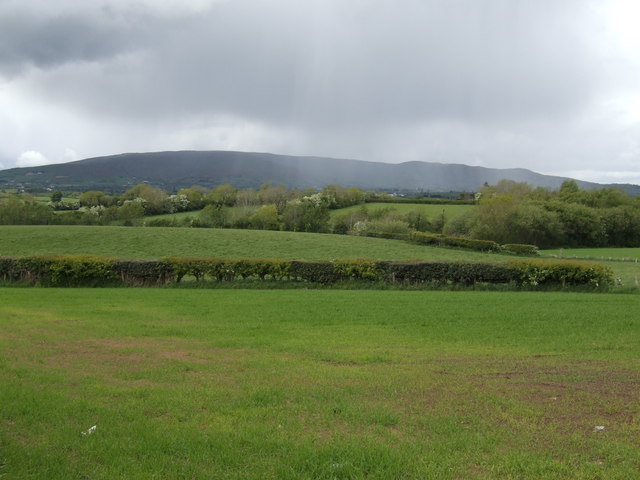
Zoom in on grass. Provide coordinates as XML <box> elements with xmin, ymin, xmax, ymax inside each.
<box><xmin>144</xmin><ymin>203</ymin><xmax>474</xmax><ymax>223</ymax></box>
<box><xmin>3</xmin><ymin>225</ymin><xmax>640</xmax><ymax>289</ymax></box>
<box><xmin>330</xmin><ymin>202</ymin><xmax>473</xmax><ymax>219</ymax></box>
<box><xmin>540</xmin><ymin>248</ymin><xmax>640</xmax><ymax>287</ymax></box>
<box><xmin>0</xmin><ymin>225</ymin><xmax>507</xmax><ymax>262</ymax></box>
<box><xmin>542</xmin><ymin>247</ymin><xmax>640</xmax><ymax>261</ymax></box>
<box><xmin>32</xmin><ymin>195</ymin><xmax>77</xmax><ymax>204</ymax></box>
<box><xmin>1</xmin><ymin>289</ymin><xmax>639</xmax><ymax>479</ymax></box>
<box><xmin>144</xmin><ymin>210</ymin><xmax>202</xmax><ymax>221</ymax></box>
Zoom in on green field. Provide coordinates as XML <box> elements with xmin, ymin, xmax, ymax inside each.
<box><xmin>542</xmin><ymin>248</ymin><xmax>640</xmax><ymax>261</ymax></box>
<box><xmin>0</xmin><ymin>225</ymin><xmax>505</xmax><ymax>262</ymax></box>
<box><xmin>144</xmin><ymin>210</ymin><xmax>202</xmax><ymax>221</ymax></box>
<box><xmin>330</xmin><ymin>202</ymin><xmax>473</xmax><ymax>219</ymax></box>
<box><xmin>2</xmin><ymin>225</ymin><xmax>640</xmax><ymax>288</ymax></box>
<box><xmin>144</xmin><ymin>202</ymin><xmax>473</xmax><ymax>224</ymax></box>
<box><xmin>1</xmin><ymin>289</ymin><xmax>638</xmax><ymax>479</ymax></box>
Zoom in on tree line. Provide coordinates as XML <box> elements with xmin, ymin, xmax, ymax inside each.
<box><xmin>2</xmin><ymin>179</ymin><xmax>639</xmax><ymax>248</ymax></box>
<box><xmin>0</xmin><ymin>183</ymin><xmax>368</xmax><ymax>231</ymax></box>
<box><xmin>442</xmin><ymin>180</ymin><xmax>640</xmax><ymax>248</ymax></box>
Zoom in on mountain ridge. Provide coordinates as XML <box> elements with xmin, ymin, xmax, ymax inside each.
<box><xmin>1</xmin><ymin>150</ymin><xmax>638</xmax><ymax>195</ymax></box>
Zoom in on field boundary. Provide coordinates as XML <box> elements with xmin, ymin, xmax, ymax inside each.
<box><xmin>0</xmin><ymin>255</ymin><xmax>613</xmax><ymax>290</ymax></box>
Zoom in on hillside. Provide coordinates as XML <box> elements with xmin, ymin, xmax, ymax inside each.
<box><xmin>1</xmin><ymin>150</ymin><xmax>638</xmax><ymax>194</ymax></box>
<box><xmin>0</xmin><ymin>225</ymin><xmax>502</xmax><ymax>262</ymax></box>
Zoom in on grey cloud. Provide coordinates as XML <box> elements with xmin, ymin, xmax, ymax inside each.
<box><xmin>0</xmin><ymin>3</ymin><xmax>161</xmax><ymax>76</ymax></box>
<box><xmin>13</xmin><ymin>0</ymin><xmax>603</xmax><ymax>128</ymax></box>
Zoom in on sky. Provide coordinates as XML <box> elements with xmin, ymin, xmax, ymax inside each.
<box><xmin>1</xmin><ymin>0</ymin><xmax>640</xmax><ymax>185</ymax></box>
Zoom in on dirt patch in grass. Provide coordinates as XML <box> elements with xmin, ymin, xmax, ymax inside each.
<box><xmin>5</xmin><ymin>336</ymin><xmax>255</xmax><ymax>384</ymax></box>
<box><xmin>425</xmin><ymin>356</ymin><xmax>640</xmax><ymax>444</ymax></box>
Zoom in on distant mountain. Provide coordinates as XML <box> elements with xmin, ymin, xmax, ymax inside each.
<box><xmin>1</xmin><ymin>150</ymin><xmax>638</xmax><ymax>195</ymax></box>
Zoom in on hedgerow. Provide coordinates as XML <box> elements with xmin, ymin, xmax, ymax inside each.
<box><xmin>409</xmin><ymin>231</ymin><xmax>540</xmax><ymax>256</ymax></box>
<box><xmin>501</xmin><ymin>244</ymin><xmax>539</xmax><ymax>256</ymax></box>
<box><xmin>409</xmin><ymin>231</ymin><xmax>501</xmax><ymax>252</ymax></box>
<box><xmin>0</xmin><ymin>255</ymin><xmax>613</xmax><ymax>289</ymax></box>
<box><xmin>509</xmin><ymin>259</ymin><xmax>613</xmax><ymax>287</ymax></box>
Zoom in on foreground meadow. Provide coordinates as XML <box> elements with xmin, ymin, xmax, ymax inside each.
<box><xmin>1</xmin><ymin>289</ymin><xmax>638</xmax><ymax>479</ymax></box>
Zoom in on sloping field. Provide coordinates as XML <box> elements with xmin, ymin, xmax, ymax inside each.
<box><xmin>0</xmin><ymin>225</ymin><xmax>504</xmax><ymax>262</ymax></box>
<box><xmin>3</xmin><ymin>225</ymin><xmax>640</xmax><ymax>287</ymax></box>
<box><xmin>329</xmin><ymin>202</ymin><xmax>473</xmax><ymax>219</ymax></box>
<box><xmin>542</xmin><ymin>247</ymin><xmax>640</xmax><ymax>261</ymax></box>
<box><xmin>1</xmin><ymin>289</ymin><xmax>638</xmax><ymax>479</ymax></box>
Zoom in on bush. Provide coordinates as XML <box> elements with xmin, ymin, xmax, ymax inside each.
<box><xmin>332</xmin><ymin>259</ymin><xmax>380</xmax><ymax>280</ymax></box>
<box><xmin>501</xmin><ymin>244</ymin><xmax>539</xmax><ymax>256</ymax></box>
<box><xmin>115</xmin><ymin>259</ymin><xmax>174</xmax><ymax>286</ymax></box>
<box><xmin>509</xmin><ymin>259</ymin><xmax>613</xmax><ymax>287</ymax></box>
<box><xmin>409</xmin><ymin>232</ymin><xmax>500</xmax><ymax>252</ymax></box>
<box><xmin>6</xmin><ymin>255</ymin><xmax>118</xmax><ymax>286</ymax></box>
<box><xmin>358</xmin><ymin>219</ymin><xmax>411</xmax><ymax>236</ymax></box>
<box><xmin>166</xmin><ymin>258</ymin><xmax>291</xmax><ymax>282</ymax></box>
<box><xmin>378</xmin><ymin>261</ymin><xmax>515</xmax><ymax>285</ymax></box>
<box><xmin>146</xmin><ymin>218</ymin><xmax>181</xmax><ymax>227</ymax></box>
<box><xmin>289</xmin><ymin>260</ymin><xmax>337</xmax><ymax>284</ymax></box>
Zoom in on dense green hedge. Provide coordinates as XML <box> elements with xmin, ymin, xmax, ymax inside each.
<box><xmin>409</xmin><ymin>232</ymin><xmax>540</xmax><ymax>256</ymax></box>
<box><xmin>0</xmin><ymin>255</ymin><xmax>612</xmax><ymax>288</ymax></box>
<box><xmin>409</xmin><ymin>231</ymin><xmax>501</xmax><ymax>252</ymax></box>
<box><xmin>501</xmin><ymin>244</ymin><xmax>539</xmax><ymax>256</ymax></box>
<box><xmin>508</xmin><ymin>259</ymin><xmax>613</xmax><ymax>287</ymax></box>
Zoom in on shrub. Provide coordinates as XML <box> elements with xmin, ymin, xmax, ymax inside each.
<box><xmin>377</xmin><ymin>261</ymin><xmax>514</xmax><ymax>285</ymax></box>
<box><xmin>409</xmin><ymin>232</ymin><xmax>500</xmax><ymax>252</ymax></box>
<box><xmin>5</xmin><ymin>255</ymin><xmax>117</xmax><ymax>286</ymax></box>
<box><xmin>360</xmin><ymin>219</ymin><xmax>411</xmax><ymax>235</ymax></box>
<box><xmin>115</xmin><ymin>259</ymin><xmax>174</xmax><ymax>286</ymax></box>
<box><xmin>146</xmin><ymin>218</ymin><xmax>181</xmax><ymax>227</ymax></box>
<box><xmin>0</xmin><ymin>257</ymin><xmax>15</xmax><ymax>281</ymax></box>
<box><xmin>501</xmin><ymin>244</ymin><xmax>539</xmax><ymax>256</ymax></box>
<box><xmin>509</xmin><ymin>259</ymin><xmax>613</xmax><ymax>287</ymax></box>
<box><xmin>333</xmin><ymin>259</ymin><xmax>380</xmax><ymax>280</ymax></box>
<box><xmin>289</xmin><ymin>261</ymin><xmax>337</xmax><ymax>284</ymax></box>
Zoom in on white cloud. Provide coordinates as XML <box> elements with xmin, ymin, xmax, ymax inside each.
<box><xmin>558</xmin><ymin>170</ymin><xmax>640</xmax><ymax>185</ymax></box>
<box><xmin>16</xmin><ymin>150</ymin><xmax>49</xmax><ymax>167</ymax></box>
<box><xmin>63</xmin><ymin>147</ymin><xmax>78</xmax><ymax>162</ymax></box>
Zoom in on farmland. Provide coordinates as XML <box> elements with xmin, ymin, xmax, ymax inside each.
<box><xmin>1</xmin><ymin>225</ymin><xmax>639</xmax><ymax>288</ymax></box>
<box><xmin>1</xmin><ymin>212</ymin><xmax>639</xmax><ymax>478</ymax></box>
<box><xmin>0</xmin><ymin>225</ymin><xmax>509</xmax><ymax>262</ymax></box>
<box><xmin>1</xmin><ymin>288</ymin><xmax>639</xmax><ymax>479</ymax></box>
<box><xmin>329</xmin><ymin>202</ymin><xmax>473</xmax><ymax>219</ymax></box>
<box><xmin>542</xmin><ymin>247</ymin><xmax>640</xmax><ymax>261</ymax></box>
<box><xmin>143</xmin><ymin>202</ymin><xmax>472</xmax><ymax>227</ymax></box>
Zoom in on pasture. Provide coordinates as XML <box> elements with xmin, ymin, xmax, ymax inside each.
<box><xmin>542</xmin><ymin>247</ymin><xmax>640</xmax><ymax>261</ymax></box>
<box><xmin>1</xmin><ymin>289</ymin><xmax>639</xmax><ymax>479</ymax></box>
<box><xmin>1</xmin><ymin>225</ymin><xmax>639</xmax><ymax>288</ymax></box>
<box><xmin>0</xmin><ymin>225</ymin><xmax>508</xmax><ymax>262</ymax></box>
<box><xmin>329</xmin><ymin>202</ymin><xmax>473</xmax><ymax>219</ymax></box>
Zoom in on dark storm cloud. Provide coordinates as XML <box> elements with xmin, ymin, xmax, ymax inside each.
<box><xmin>10</xmin><ymin>0</ymin><xmax>602</xmax><ymax>128</ymax></box>
<box><xmin>0</xmin><ymin>5</ymin><xmax>148</xmax><ymax>75</ymax></box>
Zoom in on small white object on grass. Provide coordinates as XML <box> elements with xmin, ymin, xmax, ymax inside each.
<box><xmin>81</xmin><ymin>425</ymin><xmax>97</xmax><ymax>436</ymax></box>
<box><xmin>594</xmin><ymin>425</ymin><xmax>605</xmax><ymax>432</ymax></box>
